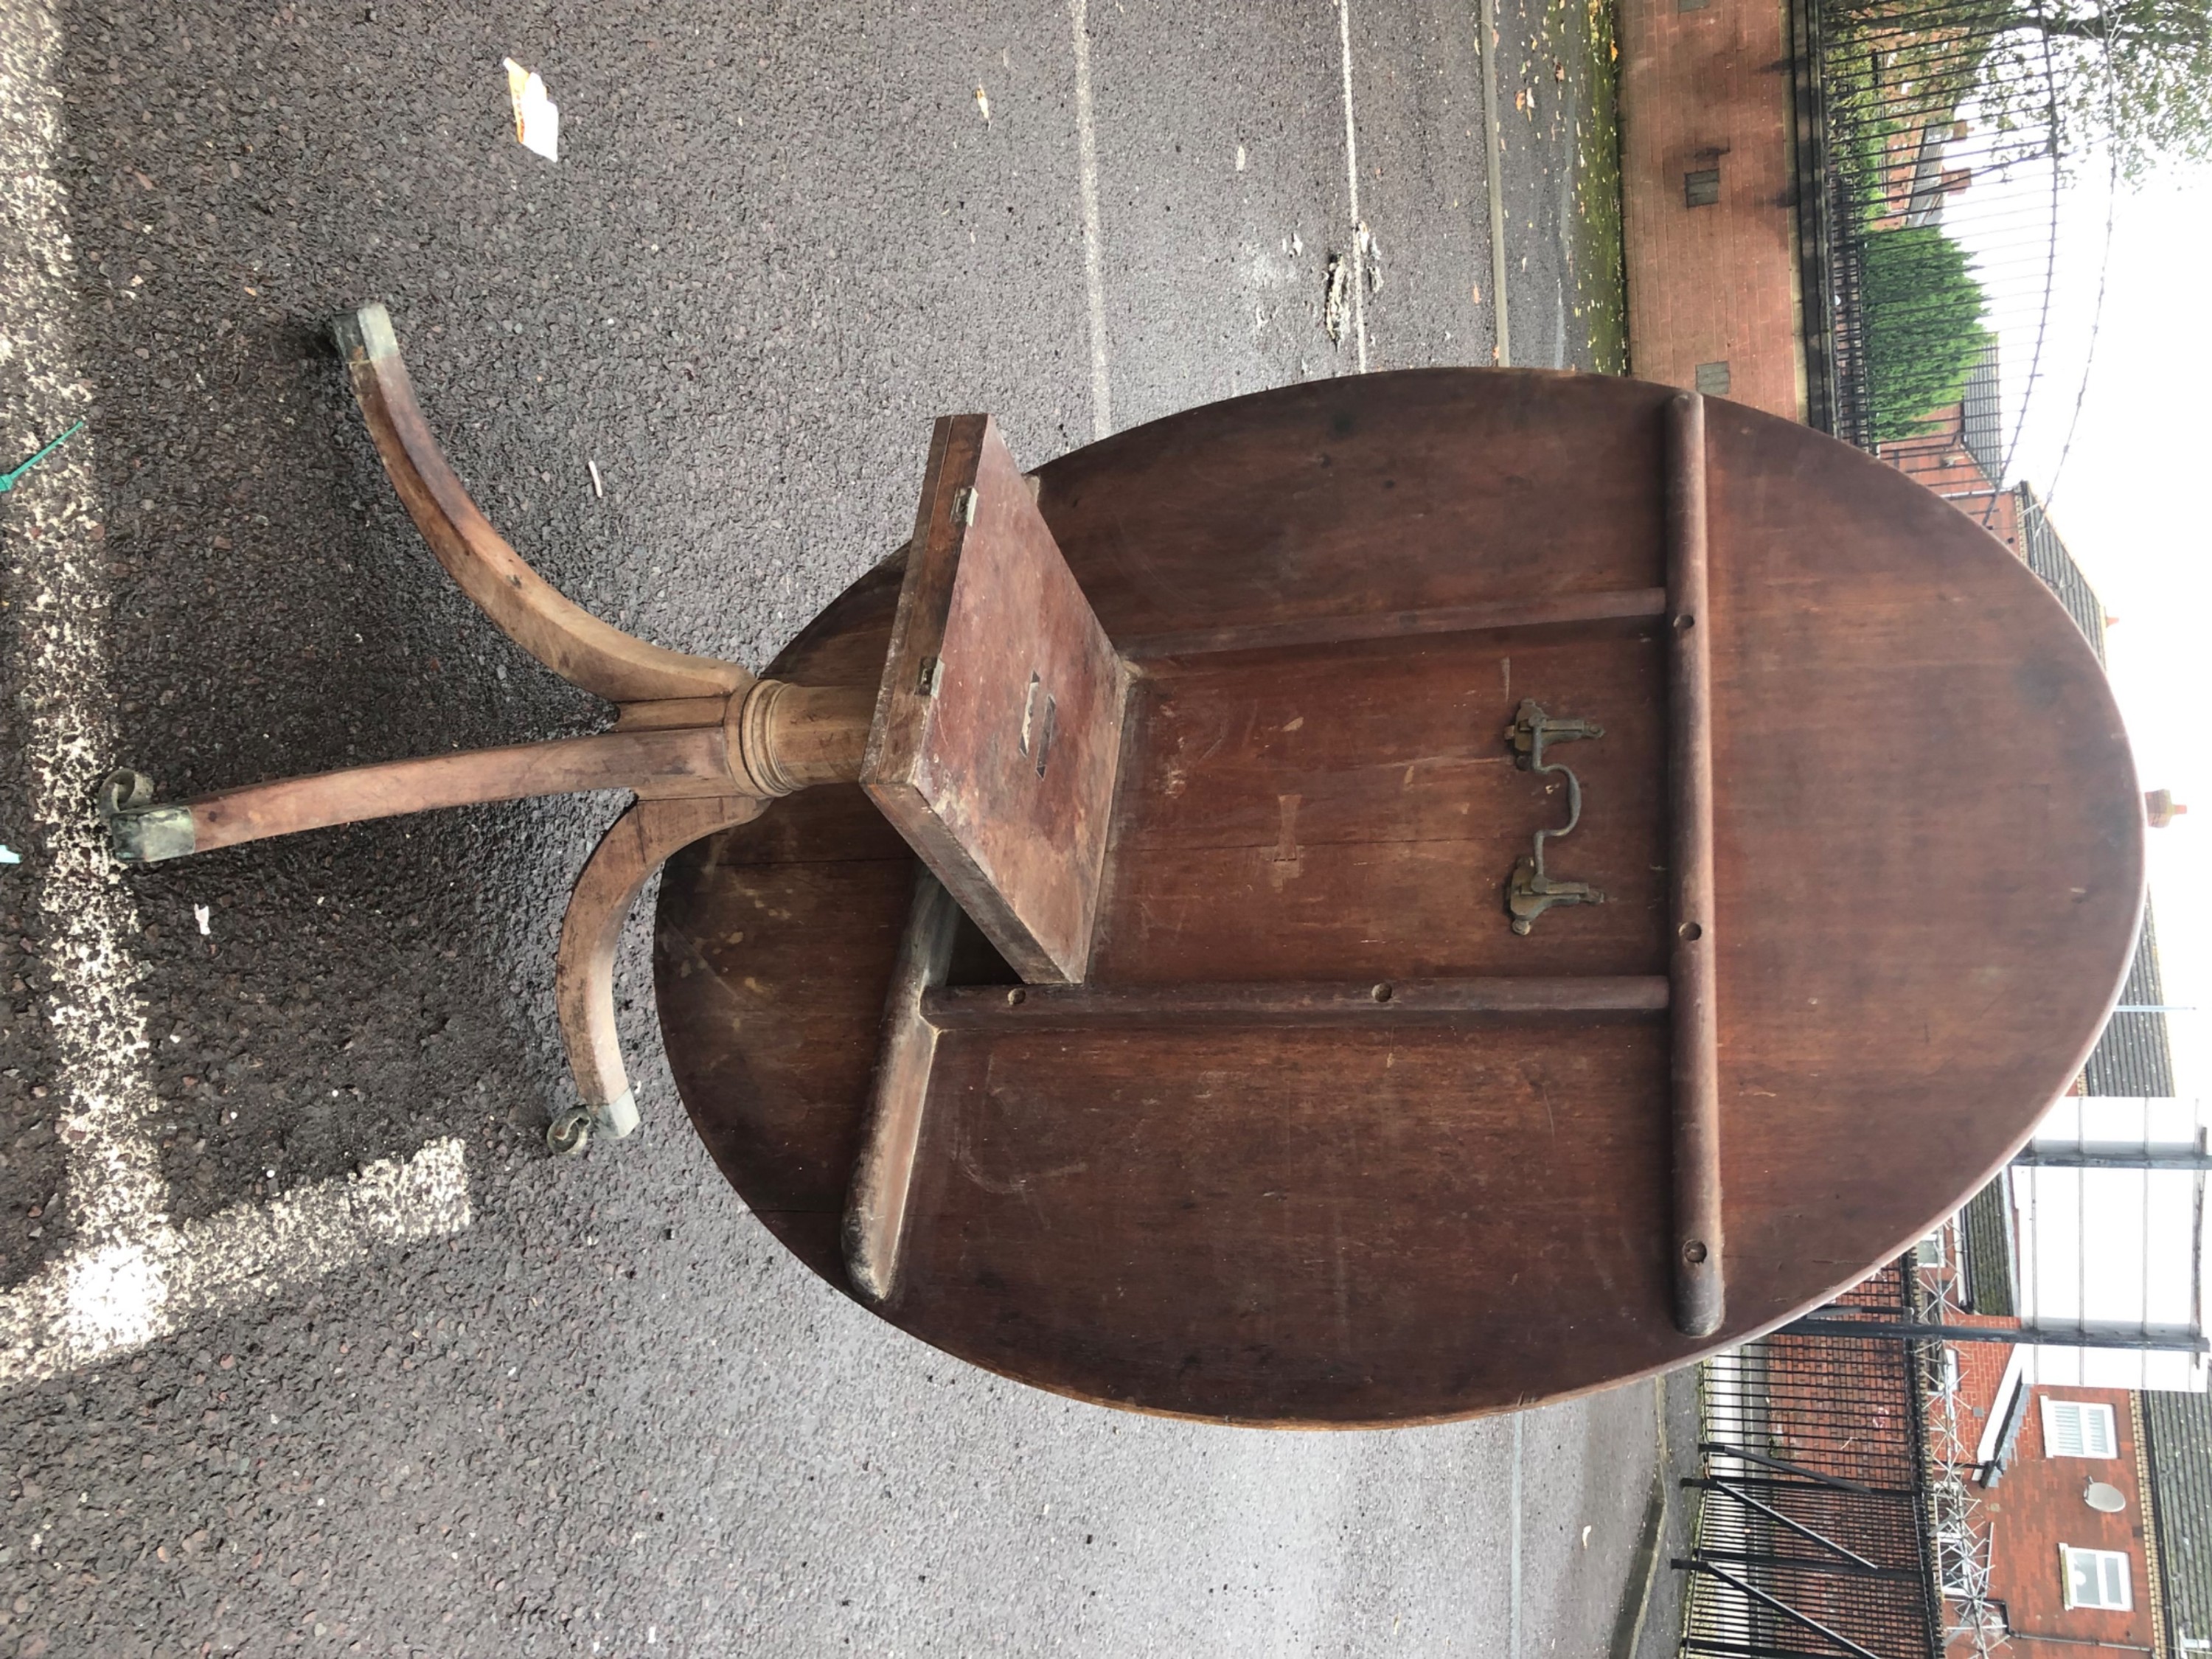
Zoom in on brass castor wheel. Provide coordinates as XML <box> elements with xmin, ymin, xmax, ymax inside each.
<box><xmin>546</xmin><ymin>1106</ymin><xmax>593</xmax><ymax>1158</ymax></box>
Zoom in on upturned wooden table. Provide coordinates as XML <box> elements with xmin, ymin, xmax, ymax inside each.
<box><xmin>106</xmin><ymin>305</ymin><xmax>2144</xmax><ymax>1425</ymax></box>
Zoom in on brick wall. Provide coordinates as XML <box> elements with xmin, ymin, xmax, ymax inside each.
<box><xmin>1950</xmin><ymin>1322</ymin><xmax>2018</xmax><ymax>1444</ymax></box>
<box><xmin>1875</xmin><ymin>408</ymin><xmax>2022</xmax><ymax>533</ymax></box>
<box><xmin>1618</xmin><ymin>0</ymin><xmax>1806</xmax><ymax>420</ymax></box>
<box><xmin>1973</xmin><ymin>1385</ymin><xmax>2161</xmax><ymax>1650</ymax></box>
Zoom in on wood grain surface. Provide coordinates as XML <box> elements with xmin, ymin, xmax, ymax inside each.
<box><xmin>655</xmin><ymin>369</ymin><xmax>2143</xmax><ymax>1425</ymax></box>
<box><xmin>335</xmin><ymin>304</ymin><xmax>752</xmax><ymax>705</ymax></box>
<box><xmin>919</xmin><ymin>975</ymin><xmax>1672</xmax><ymax>1029</ymax></box>
<box><xmin>843</xmin><ymin>872</ymin><xmax>964</xmax><ymax>1304</ymax></box>
<box><xmin>862</xmin><ymin>415</ymin><xmax>1126</xmax><ymax>983</ymax></box>
<box><xmin>1665</xmin><ymin>392</ymin><xmax>1724</xmax><ymax>1337</ymax></box>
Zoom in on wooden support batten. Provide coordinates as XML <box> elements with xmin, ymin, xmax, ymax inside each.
<box><xmin>922</xmin><ymin>975</ymin><xmax>1671</xmax><ymax>1030</ymax></box>
<box><xmin>1117</xmin><ymin>588</ymin><xmax>1669</xmax><ymax>662</ymax></box>
<box><xmin>1668</xmin><ymin>392</ymin><xmax>1725</xmax><ymax>1338</ymax></box>
<box><xmin>843</xmin><ymin>874</ymin><xmax>964</xmax><ymax>1306</ymax></box>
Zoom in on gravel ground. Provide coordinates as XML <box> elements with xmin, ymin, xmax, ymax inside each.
<box><xmin>0</xmin><ymin>1</ymin><xmax>1653</xmax><ymax>1654</ymax></box>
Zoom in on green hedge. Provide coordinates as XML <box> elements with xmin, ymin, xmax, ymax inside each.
<box><xmin>1860</xmin><ymin>223</ymin><xmax>1992</xmax><ymax>443</ymax></box>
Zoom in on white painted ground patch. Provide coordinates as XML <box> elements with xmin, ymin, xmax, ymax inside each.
<box><xmin>1068</xmin><ymin>0</ymin><xmax>1113</xmax><ymax>440</ymax></box>
<box><xmin>1</xmin><ymin>1141</ymin><xmax>470</xmax><ymax>1388</ymax></box>
<box><xmin>0</xmin><ymin>3</ymin><xmax>471</xmax><ymax>1393</ymax></box>
<box><xmin>1335</xmin><ymin>0</ymin><xmax>1370</xmax><ymax>373</ymax></box>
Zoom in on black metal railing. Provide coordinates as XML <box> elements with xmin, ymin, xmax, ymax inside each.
<box><xmin>1678</xmin><ymin>1261</ymin><xmax>1944</xmax><ymax>1659</ymax></box>
<box><xmin>1795</xmin><ymin>0</ymin><xmax>2094</xmax><ymax>470</ymax></box>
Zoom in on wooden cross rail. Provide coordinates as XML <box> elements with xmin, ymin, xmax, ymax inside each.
<box><xmin>1116</xmin><ymin>588</ymin><xmax>1670</xmax><ymax>661</ymax></box>
<box><xmin>1667</xmin><ymin>391</ymin><xmax>1724</xmax><ymax>1340</ymax></box>
<box><xmin>919</xmin><ymin>977</ymin><xmax>1672</xmax><ymax>1029</ymax></box>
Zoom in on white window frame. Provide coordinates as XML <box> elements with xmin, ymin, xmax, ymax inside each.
<box><xmin>2060</xmin><ymin>1545</ymin><xmax>2132</xmax><ymax>1610</ymax></box>
<box><xmin>2042</xmin><ymin>1397</ymin><xmax>2119</xmax><ymax>1458</ymax></box>
<box><xmin>1916</xmin><ymin>1225</ymin><xmax>1950</xmax><ymax>1269</ymax></box>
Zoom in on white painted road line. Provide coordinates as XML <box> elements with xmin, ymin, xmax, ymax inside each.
<box><xmin>0</xmin><ymin>0</ymin><xmax>471</xmax><ymax>1392</ymax></box>
<box><xmin>1335</xmin><ymin>0</ymin><xmax>1370</xmax><ymax>372</ymax></box>
<box><xmin>0</xmin><ymin>1139</ymin><xmax>471</xmax><ymax>1388</ymax></box>
<box><xmin>2</xmin><ymin>0</ymin><xmax>161</xmax><ymax>1254</ymax></box>
<box><xmin>1069</xmin><ymin>0</ymin><xmax>1113</xmax><ymax>439</ymax></box>
<box><xmin>1510</xmin><ymin>1410</ymin><xmax>1526</xmax><ymax>1658</ymax></box>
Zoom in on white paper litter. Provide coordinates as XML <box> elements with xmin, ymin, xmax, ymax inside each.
<box><xmin>192</xmin><ymin>904</ymin><xmax>211</xmax><ymax>937</ymax></box>
<box><xmin>503</xmin><ymin>58</ymin><xmax>560</xmax><ymax>162</ymax></box>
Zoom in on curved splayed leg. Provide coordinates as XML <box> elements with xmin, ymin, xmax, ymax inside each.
<box><xmin>548</xmin><ymin>795</ymin><xmax>768</xmax><ymax>1156</ymax></box>
<box><xmin>330</xmin><ymin>301</ymin><xmax>752</xmax><ymax>705</ymax></box>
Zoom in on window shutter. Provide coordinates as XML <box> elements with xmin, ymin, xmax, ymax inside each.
<box><xmin>2084</xmin><ymin>1406</ymin><xmax>2118</xmax><ymax>1457</ymax></box>
<box><xmin>2042</xmin><ymin>1398</ymin><xmax>2117</xmax><ymax>1458</ymax></box>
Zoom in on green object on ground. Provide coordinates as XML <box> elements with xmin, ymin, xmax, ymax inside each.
<box><xmin>0</xmin><ymin>417</ymin><xmax>86</xmax><ymax>494</ymax></box>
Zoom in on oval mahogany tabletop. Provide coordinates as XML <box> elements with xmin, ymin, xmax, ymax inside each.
<box><xmin>653</xmin><ymin>369</ymin><xmax>2143</xmax><ymax>1425</ymax></box>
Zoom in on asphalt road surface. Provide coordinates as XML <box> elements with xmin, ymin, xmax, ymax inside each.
<box><xmin>0</xmin><ymin>1</ymin><xmax>1655</xmax><ymax>1654</ymax></box>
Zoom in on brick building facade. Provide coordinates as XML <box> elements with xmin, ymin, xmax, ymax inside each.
<box><xmin>1967</xmin><ymin>1385</ymin><xmax>2165</xmax><ymax>1650</ymax></box>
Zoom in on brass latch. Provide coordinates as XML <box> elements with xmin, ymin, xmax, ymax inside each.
<box><xmin>1504</xmin><ymin>699</ymin><xmax>1606</xmax><ymax>935</ymax></box>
